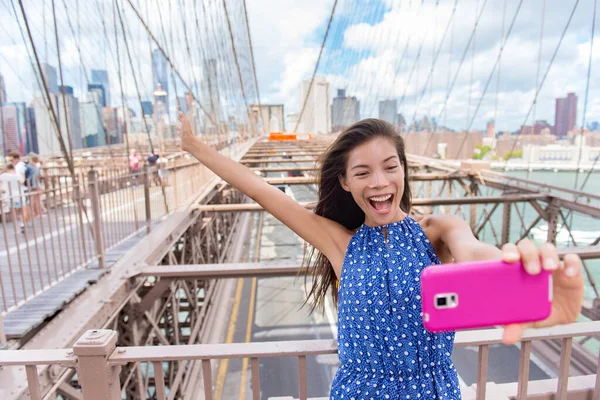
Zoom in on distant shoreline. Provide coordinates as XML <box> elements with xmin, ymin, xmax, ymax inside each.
<box><xmin>436</xmin><ymin>160</ymin><xmax>600</xmax><ymax>172</ymax></box>
<box><xmin>490</xmin><ymin>162</ymin><xmax>600</xmax><ymax>172</ymax></box>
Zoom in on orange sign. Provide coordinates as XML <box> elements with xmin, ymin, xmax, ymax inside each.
<box><xmin>269</xmin><ymin>132</ymin><xmax>312</xmax><ymax>141</ymax></box>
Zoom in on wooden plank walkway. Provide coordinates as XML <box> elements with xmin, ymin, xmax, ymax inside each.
<box><xmin>0</xmin><ymin>183</ymin><xmax>172</xmax><ymax>334</ymax></box>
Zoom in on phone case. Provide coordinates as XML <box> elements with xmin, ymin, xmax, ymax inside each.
<box><xmin>421</xmin><ymin>259</ymin><xmax>552</xmax><ymax>332</ymax></box>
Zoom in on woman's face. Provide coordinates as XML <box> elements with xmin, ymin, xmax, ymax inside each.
<box><xmin>340</xmin><ymin>136</ymin><xmax>406</xmax><ymax>227</ymax></box>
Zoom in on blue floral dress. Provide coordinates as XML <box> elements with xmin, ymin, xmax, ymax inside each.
<box><xmin>331</xmin><ymin>216</ymin><xmax>461</xmax><ymax>399</ymax></box>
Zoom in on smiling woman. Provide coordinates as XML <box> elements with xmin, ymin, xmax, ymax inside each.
<box><xmin>178</xmin><ymin>113</ymin><xmax>584</xmax><ymax>400</ymax></box>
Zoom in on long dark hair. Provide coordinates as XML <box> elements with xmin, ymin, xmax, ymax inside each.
<box><xmin>303</xmin><ymin>118</ymin><xmax>412</xmax><ymax>313</ymax></box>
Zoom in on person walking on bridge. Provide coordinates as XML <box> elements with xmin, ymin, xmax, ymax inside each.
<box><xmin>178</xmin><ymin>113</ymin><xmax>584</xmax><ymax>399</ymax></box>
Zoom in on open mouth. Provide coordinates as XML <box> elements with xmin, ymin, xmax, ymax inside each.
<box><xmin>368</xmin><ymin>194</ymin><xmax>394</xmax><ymax>214</ymax></box>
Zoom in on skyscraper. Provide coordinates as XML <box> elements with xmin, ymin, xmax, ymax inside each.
<box><xmin>88</xmin><ymin>84</ymin><xmax>107</xmax><ymax>107</ymax></box>
<box><xmin>0</xmin><ymin>74</ymin><xmax>6</xmax><ymax>105</ymax></box>
<box><xmin>152</xmin><ymin>49</ymin><xmax>169</xmax><ymax>110</ymax></box>
<box><xmin>1</xmin><ymin>105</ymin><xmax>19</xmax><ymax>155</ymax></box>
<box><xmin>80</xmin><ymin>98</ymin><xmax>106</xmax><ymax>148</ymax></box>
<box><xmin>332</xmin><ymin>89</ymin><xmax>360</xmax><ymax>131</ymax></box>
<box><xmin>26</xmin><ymin>107</ymin><xmax>38</xmax><ymax>154</ymax></box>
<box><xmin>57</xmin><ymin>91</ymin><xmax>82</xmax><ymax>151</ymax></box>
<box><xmin>554</xmin><ymin>93</ymin><xmax>577</xmax><ymax>138</ymax></box>
<box><xmin>32</xmin><ymin>94</ymin><xmax>61</xmax><ymax>155</ymax></box>
<box><xmin>141</xmin><ymin>101</ymin><xmax>154</xmax><ymax>117</ymax></box>
<box><xmin>40</xmin><ymin>63</ymin><xmax>58</xmax><ymax>93</ymax></box>
<box><xmin>298</xmin><ymin>75</ymin><xmax>330</xmax><ymax>134</ymax></box>
<box><xmin>379</xmin><ymin>99</ymin><xmax>397</xmax><ymax>125</ymax></box>
<box><xmin>91</xmin><ymin>69</ymin><xmax>110</xmax><ymax>106</ymax></box>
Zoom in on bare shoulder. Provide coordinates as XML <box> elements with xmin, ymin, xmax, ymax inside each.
<box><xmin>307</xmin><ymin>212</ymin><xmax>354</xmax><ymax>276</ymax></box>
<box><xmin>415</xmin><ymin>214</ymin><xmax>470</xmax><ymax>263</ymax></box>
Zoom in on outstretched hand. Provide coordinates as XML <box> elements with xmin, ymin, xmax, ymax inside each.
<box><xmin>177</xmin><ymin>112</ymin><xmax>195</xmax><ymax>153</ymax></box>
<box><xmin>500</xmin><ymin>239</ymin><xmax>585</xmax><ymax>344</ymax></box>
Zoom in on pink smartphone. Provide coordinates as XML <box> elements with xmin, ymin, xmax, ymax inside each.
<box><xmin>420</xmin><ymin>259</ymin><xmax>552</xmax><ymax>332</ymax></box>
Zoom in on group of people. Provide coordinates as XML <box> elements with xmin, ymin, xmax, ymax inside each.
<box><xmin>129</xmin><ymin>149</ymin><xmax>166</xmax><ymax>186</ymax></box>
<box><xmin>0</xmin><ymin>152</ymin><xmax>46</xmax><ymax>232</ymax></box>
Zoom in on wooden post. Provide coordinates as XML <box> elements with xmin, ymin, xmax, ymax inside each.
<box><xmin>143</xmin><ymin>165</ymin><xmax>151</xmax><ymax>234</ymax></box>
<box><xmin>0</xmin><ymin>313</ymin><xmax>7</xmax><ymax>347</ymax></box>
<box><xmin>501</xmin><ymin>201</ymin><xmax>512</xmax><ymax>245</ymax></box>
<box><xmin>73</xmin><ymin>329</ymin><xmax>121</xmax><ymax>400</ymax></box>
<box><xmin>87</xmin><ymin>170</ymin><xmax>105</xmax><ymax>268</ymax></box>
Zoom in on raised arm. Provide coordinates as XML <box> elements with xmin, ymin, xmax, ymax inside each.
<box><xmin>178</xmin><ymin>113</ymin><xmax>350</xmax><ymax>274</ymax></box>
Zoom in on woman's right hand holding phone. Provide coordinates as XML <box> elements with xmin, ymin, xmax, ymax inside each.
<box><xmin>500</xmin><ymin>239</ymin><xmax>585</xmax><ymax>344</ymax></box>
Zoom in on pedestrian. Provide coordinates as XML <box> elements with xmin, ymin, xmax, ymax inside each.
<box><xmin>7</xmin><ymin>152</ymin><xmax>31</xmax><ymax>228</ymax></box>
<box><xmin>178</xmin><ymin>113</ymin><xmax>584</xmax><ymax>399</ymax></box>
<box><xmin>28</xmin><ymin>155</ymin><xmax>46</xmax><ymax>216</ymax></box>
<box><xmin>129</xmin><ymin>149</ymin><xmax>141</xmax><ymax>187</ymax></box>
<box><xmin>1</xmin><ymin>164</ymin><xmax>28</xmax><ymax>232</ymax></box>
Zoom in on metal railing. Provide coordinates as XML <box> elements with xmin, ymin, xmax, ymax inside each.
<box><xmin>0</xmin><ymin>322</ymin><xmax>598</xmax><ymax>399</ymax></box>
<box><xmin>0</xmin><ymin>139</ymin><xmax>253</xmax><ymax>314</ymax></box>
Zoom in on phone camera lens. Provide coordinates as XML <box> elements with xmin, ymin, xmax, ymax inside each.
<box><xmin>436</xmin><ymin>297</ymin><xmax>447</xmax><ymax>307</ymax></box>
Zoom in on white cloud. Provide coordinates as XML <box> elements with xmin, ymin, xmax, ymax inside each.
<box><xmin>1</xmin><ymin>0</ymin><xmax>599</xmax><ymax>135</ymax></box>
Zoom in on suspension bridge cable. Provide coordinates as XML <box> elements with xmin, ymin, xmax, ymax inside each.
<box><xmin>115</xmin><ymin>0</ymin><xmax>154</xmax><ymax>153</ymax></box>
<box><xmin>420</xmin><ymin>0</ymin><xmax>490</xmax><ymax>156</ymax></box>
<box><xmin>465</xmin><ymin>0</ymin><xmax>480</xmax><ymax>130</ymax></box>
<box><xmin>222</xmin><ymin>0</ymin><xmax>255</xmax><ymax>136</ymax></box>
<box><xmin>564</xmin><ymin>0</ymin><xmax>598</xmax><ymax>227</ymax></box>
<box><xmin>500</xmin><ymin>0</ymin><xmax>581</xmax><ymax>172</ymax></box>
<box><xmin>242</xmin><ymin>0</ymin><xmax>263</xmax><ymax>132</ymax></box>
<box><xmin>112</xmin><ymin>0</ymin><xmax>132</xmax><ymax>157</ymax></box>
<box><xmin>572</xmin><ymin>0</ymin><xmax>597</xmax><ymax>192</ymax></box>
<box><xmin>15</xmin><ymin>0</ymin><xmax>74</xmax><ymax>174</ymax></box>
<box><xmin>405</xmin><ymin>0</ymin><xmax>459</xmax><ymax>134</ymax></box>
<box><xmin>492</xmin><ymin>0</ymin><xmax>508</xmax><ymax>131</ymax></box>
<box><xmin>123</xmin><ymin>0</ymin><xmax>218</xmax><ymax>127</ymax></box>
<box><xmin>59</xmin><ymin>0</ymin><xmax>115</xmax><ymax>155</ymax></box>
<box><xmin>293</xmin><ymin>0</ymin><xmax>339</xmax><ymax>133</ymax></box>
<box><xmin>454</xmin><ymin>0</ymin><xmax>525</xmax><ymax>158</ymax></box>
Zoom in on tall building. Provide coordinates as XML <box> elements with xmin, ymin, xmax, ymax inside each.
<box><xmin>152</xmin><ymin>49</ymin><xmax>169</xmax><ymax>111</ymax></box>
<box><xmin>88</xmin><ymin>84</ymin><xmax>107</xmax><ymax>107</ymax></box>
<box><xmin>103</xmin><ymin>107</ymin><xmax>120</xmax><ymax>144</ymax></box>
<box><xmin>486</xmin><ymin>120</ymin><xmax>495</xmax><ymax>138</ymax></box>
<box><xmin>1</xmin><ymin>105</ymin><xmax>19</xmax><ymax>155</ymax></box>
<box><xmin>9</xmin><ymin>102</ymin><xmax>27</xmax><ymax>155</ymax></box>
<box><xmin>91</xmin><ymin>69</ymin><xmax>110</xmax><ymax>106</ymax></box>
<box><xmin>201</xmin><ymin>58</ymin><xmax>221</xmax><ymax>128</ymax></box>
<box><xmin>25</xmin><ymin>107</ymin><xmax>38</xmax><ymax>154</ymax></box>
<box><xmin>177</xmin><ymin>96</ymin><xmax>187</xmax><ymax>113</ymax></box>
<box><xmin>250</xmin><ymin>104</ymin><xmax>285</xmax><ymax>134</ymax></box>
<box><xmin>57</xmin><ymin>91</ymin><xmax>82</xmax><ymax>151</ymax></box>
<box><xmin>80</xmin><ymin>101</ymin><xmax>106</xmax><ymax>148</ymax></box>
<box><xmin>298</xmin><ymin>75</ymin><xmax>330</xmax><ymax>134</ymax></box>
<box><xmin>0</xmin><ymin>74</ymin><xmax>6</xmax><ymax>105</ymax></box>
<box><xmin>332</xmin><ymin>89</ymin><xmax>360</xmax><ymax>131</ymax></box>
<box><xmin>379</xmin><ymin>99</ymin><xmax>397</xmax><ymax>125</ymax></box>
<box><xmin>40</xmin><ymin>63</ymin><xmax>58</xmax><ymax>93</ymax></box>
<box><xmin>554</xmin><ymin>93</ymin><xmax>577</xmax><ymax>138</ymax></box>
<box><xmin>32</xmin><ymin>94</ymin><xmax>61</xmax><ymax>156</ymax></box>
<box><xmin>141</xmin><ymin>101</ymin><xmax>154</xmax><ymax>117</ymax></box>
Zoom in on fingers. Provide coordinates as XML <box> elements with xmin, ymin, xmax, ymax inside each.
<box><xmin>501</xmin><ymin>242</ymin><xmax>520</xmax><ymax>263</ymax></box>
<box><xmin>539</xmin><ymin>242</ymin><xmax>559</xmax><ymax>271</ymax></box>
<box><xmin>518</xmin><ymin>239</ymin><xmax>541</xmax><ymax>274</ymax></box>
<box><xmin>562</xmin><ymin>253</ymin><xmax>581</xmax><ymax>278</ymax></box>
<box><xmin>502</xmin><ymin>323</ymin><xmax>527</xmax><ymax>345</ymax></box>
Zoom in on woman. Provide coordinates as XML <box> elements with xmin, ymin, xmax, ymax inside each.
<box><xmin>178</xmin><ymin>114</ymin><xmax>583</xmax><ymax>399</ymax></box>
